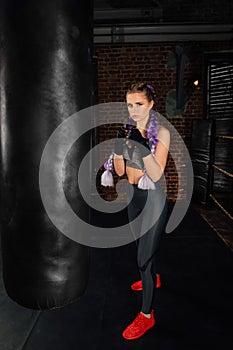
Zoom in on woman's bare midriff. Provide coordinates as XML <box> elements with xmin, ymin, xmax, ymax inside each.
<box><xmin>126</xmin><ymin>166</ymin><xmax>144</xmax><ymax>184</ymax></box>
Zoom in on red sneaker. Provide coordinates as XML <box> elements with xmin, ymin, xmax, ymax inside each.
<box><xmin>122</xmin><ymin>310</ymin><xmax>155</xmax><ymax>340</ymax></box>
<box><xmin>131</xmin><ymin>274</ymin><xmax>161</xmax><ymax>291</ymax></box>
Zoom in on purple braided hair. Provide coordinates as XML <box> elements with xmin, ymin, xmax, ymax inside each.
<box><xmin>147</xmin><ymin>109</ymin><xmax>159</xmax><ymax>155</ymax></box>
<box><xmin>103</xmin><ymin>152</ymin><xmax>114</xmax><ymax>170</ymax></box>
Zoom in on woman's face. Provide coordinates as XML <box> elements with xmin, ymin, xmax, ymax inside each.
<box><xmin>126</xmin><ymin>92</ymin><xmax>154</xmax><ymax>126</ymax></box>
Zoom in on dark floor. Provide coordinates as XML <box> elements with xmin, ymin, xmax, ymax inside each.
<box><xmin>0</xmin><ymin>200</ymin><xmax>232</xmax><ymax>350</ymax></box>
<box><xmin>193</xmin><ymin>199</ymin><xmax>233</xmax><ymax>251</ymax></box>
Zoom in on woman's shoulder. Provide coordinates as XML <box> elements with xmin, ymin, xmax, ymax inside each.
<box><xmin>158</xmin><ymin>124</ymin><xmax>170</xmax><ymax>137</ymax></box>
<box><xmin>157</xmin><ymin>125</ymin><xmax>170</xmax><ymax>150</ymax></box>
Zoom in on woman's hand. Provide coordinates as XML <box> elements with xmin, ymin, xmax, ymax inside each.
<box><xmin>128</xmin><ymin>128</ymin><xmax>151</xmax><ymax>158</ymax></box>
<box><xmin>113</xmin><ymin>124</ymin><xmax>134</xmax><ymax>176</ymax></box>
<box><xmin>114</xmin><ymin>124</ymin><xmax>134</xmax><ymax>155</ymax></box>
<box><xmin>114</xmin><ymin>126</ymin><xmax>126</xmax><ymax>155</ymax></box>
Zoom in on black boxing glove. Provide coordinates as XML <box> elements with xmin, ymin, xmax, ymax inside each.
<box><xmin>128</xmin><ymin>128</ymin><xmax>151</xmax><ymax>158</ymax></box>
<box><xmin>114</xmin><ymin>125</ymin><xmax>133</xmax><ymax>155</ymax></box>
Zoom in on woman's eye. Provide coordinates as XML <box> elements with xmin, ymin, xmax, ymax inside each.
<box><xmin>127</xmin><ymin>103</ymin><xmax>143</xmax><ymax>108</ymax></box>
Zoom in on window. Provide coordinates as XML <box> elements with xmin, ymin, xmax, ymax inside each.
<box><xmin>206</xmin><ymin>52</ymin><xmax>233</xmax><ymax>119</ymax></box>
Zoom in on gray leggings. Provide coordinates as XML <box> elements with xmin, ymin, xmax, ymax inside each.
<box><xmin>127</xmin><ymin>182</ymin><xmax>168</xmax><ymax>314</ymax></box>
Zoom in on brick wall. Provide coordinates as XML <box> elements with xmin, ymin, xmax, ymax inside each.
<box><xmin>94</xmin><ymin>41</ymin><xmax>233</xmax><ymax>201</ymax></box>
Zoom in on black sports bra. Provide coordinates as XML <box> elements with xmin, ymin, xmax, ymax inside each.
<box><xmin>123</xmin><ymin>143</ymin><xmax>146</xmax><ymax>170</ymax></box>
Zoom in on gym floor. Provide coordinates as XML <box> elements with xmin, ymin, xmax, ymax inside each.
<box><xmin>193</xmin><ymin>199</ymin><xmax>233</xmax><ymax>251</ymax></box>
<box><xmin>0</xmin><ymin>199</ymin><xmax>232</xmax><ymax>350</ymax></box>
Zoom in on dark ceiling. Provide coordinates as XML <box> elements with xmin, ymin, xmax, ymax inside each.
<box><xmin>93</xmin><ymin>0</ymin><xmax>233</xmax><ymax>25</ymax></box>
<box><xmin>93</xmin><ymin>0</ymin><xmax>233</xmax><ymax>43</ymax></box>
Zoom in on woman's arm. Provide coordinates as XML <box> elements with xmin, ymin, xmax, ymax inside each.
<box><xmin>143</xmin><ymin>126</ymin><xmax>170</xmax><ymax>182</ymax></box>
<box><xmin>113</xmin><ymin>154</ymin><xmax>125</xmax><ymax>176</ymax></box>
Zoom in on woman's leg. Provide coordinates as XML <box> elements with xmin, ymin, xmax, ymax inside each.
<box><xmin>137</xmin><ymin>194</ymin><xmax>168</xmax><ymax>313</ymax></box>
<box><xmin>122</xmin><ymin>186</ymin><xmax>166</xmax><ymax>340</ymax></box>
<box><xmin>139</xmin><ymin>259</ymin><xmax>155</xmax><ymax>314</ymax></box>
<box><xmin>127</xmin><ymin>200</ymin><xmax>141</xmax><ymax>242</ymax></box>
<box><xmin>126</xmin><ymin>184</ymin><xmax>147</xmax><ymax>242</ymax></box>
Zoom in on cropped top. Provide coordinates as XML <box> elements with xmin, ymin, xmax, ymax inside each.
<box><xmin>122</xmin><ymin>142</ymin><xmax>151</xmax><ymax>170</ymax></box>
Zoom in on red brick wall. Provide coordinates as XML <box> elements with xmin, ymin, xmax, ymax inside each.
<box><xmin>94</xmin><ymin>41</ymin><xmax>232</xmax><ymax>201</ymax></box>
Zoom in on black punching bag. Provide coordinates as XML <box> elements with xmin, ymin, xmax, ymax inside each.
<box><xmin>190</xmin><ymin>119</ymin><xmax>214</xmax><ymax>204</ymax></box>
<box><xmin>0</xmin><ymin>0</ymin><xmax>93</xmax><ymax>309</ymax></box>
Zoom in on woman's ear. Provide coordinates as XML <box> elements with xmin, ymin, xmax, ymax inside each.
<box><xmin>149</xmin><ymin>100</ymin><xmax>154</xmax><ymax>109</ymax></box>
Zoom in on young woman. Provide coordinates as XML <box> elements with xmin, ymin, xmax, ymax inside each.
<box><xmin>113</xmin><ymin>82</ymin><xmax>170</xmax><ymax>340</ymax></box>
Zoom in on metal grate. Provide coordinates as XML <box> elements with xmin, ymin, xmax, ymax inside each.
<box><xmin>208</xmin><ymin>63</ymin><xmax>233</xmax><ymax>119</ymax></box>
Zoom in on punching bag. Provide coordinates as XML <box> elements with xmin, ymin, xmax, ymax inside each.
<box><xmin>190</xmin><ymin>119</ymin><xmax>214</xmax><ymax>204</ymax></box>
<box><xmin>0</xmin><ymin>0</ymin><xmax>93</xmax><ymax>309</ymax></box>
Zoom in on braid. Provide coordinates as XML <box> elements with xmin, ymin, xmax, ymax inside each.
<box><xmin>147</xmin><ymin>109</ymin><xmax>158</xmax><ymax>155</ymax></box>
<box><xmin>103</xmin><ymin>152</ymin><xmax>114</xmax><ymax>171</ymax></box>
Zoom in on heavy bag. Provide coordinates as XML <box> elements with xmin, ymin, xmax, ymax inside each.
<box><xmin>0</xmin><ymin>0</ymin><xmax>93</xmax><ymax>309</ymax></box>
<box><xmin>190</xmin><ymin>119</ymin><xmax>214</xmax><ymax>204</ymax></box>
